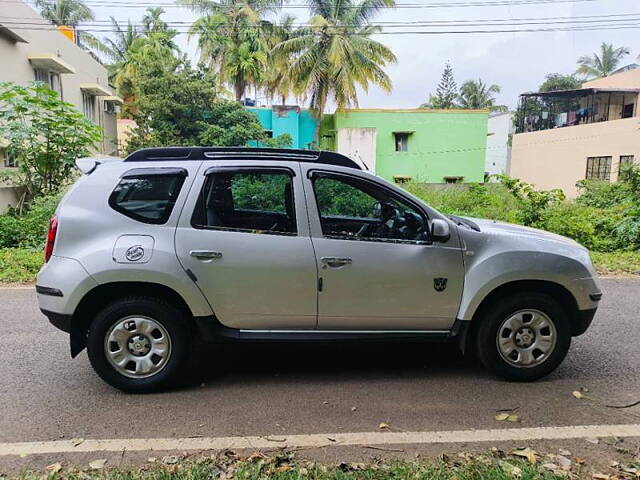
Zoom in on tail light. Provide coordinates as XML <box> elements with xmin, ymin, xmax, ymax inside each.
<box><xmin>44</xmin><ymin>215</ymin><xmax>58</xmax><ymax>263</ymax></box>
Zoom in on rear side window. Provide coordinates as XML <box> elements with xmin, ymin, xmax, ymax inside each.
<box><xmin>109</xmin><ymin>169</ymin><xmax>186</xmax><ymax>224</ymax></box>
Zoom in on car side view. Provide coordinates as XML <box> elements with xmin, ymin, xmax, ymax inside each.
<box><xmin>37</xmin><ymin>147</ymin><xmax>602</xmax><ymax>393</ymax></box>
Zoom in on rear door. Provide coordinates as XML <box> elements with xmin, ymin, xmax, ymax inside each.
<box><xmin>175</xmin><ymin>162</ymin><xmax>318</xmax><ymax>329</ymax></box>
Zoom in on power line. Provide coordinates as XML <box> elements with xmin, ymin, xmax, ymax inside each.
<box><xmin>0</xmin><ymin>0</ymin><xmax>601</xmax><ymax>8</ymax></box>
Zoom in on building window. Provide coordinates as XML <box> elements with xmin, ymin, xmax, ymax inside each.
<box><xmin>82</xmin><ymin>92</ymin><xmax>95</xmax><ymax>121</ymax></box>
<box><xmin>1</xmin><ymin>149</ymin><xmax>16</xmax><ymax>168</ymax></box>
<box><xmin>622</xmin><ymin>103</ymin><xmax>634</xmax><ymax>119</ymax></box>
<box><xmin>33</xmin><ymin>68</ymin><xmax>62</xmax><ymax>97</ymax></box>
<box><xmin>586</xmin><ymin>156</ymin><xmax>612</xmax><ymax>181</ymax></box>
<box><xmin>620</xmin><ymin>155</ymin><xmax>635</xmax><ymax>167</ymax></box>
<box><xmin>394</xmin><ymin>132</ymin><xmax>409</xmax><ymax>152</ymax></box>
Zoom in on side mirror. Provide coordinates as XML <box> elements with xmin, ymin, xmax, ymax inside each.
<box><xmin>431</xmin><ymin>218</ymin><xmax>451</xmax><ymax>243</ymax></box>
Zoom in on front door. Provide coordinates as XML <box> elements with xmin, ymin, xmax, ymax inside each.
<box><xmin>175</xmin><ymin>164</ymin><xmax>317</xmax><ymax>329</ymax></box>
<box><xmin>304</xmin><ymin>169</ymin><xmax>464</xmax><ymax>330</ymax></box>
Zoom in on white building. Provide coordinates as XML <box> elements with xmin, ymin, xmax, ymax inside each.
<box><xmin>485</xmin><ymin>111</ymin><xmax>514</xmax><ymax>178</ymax></box>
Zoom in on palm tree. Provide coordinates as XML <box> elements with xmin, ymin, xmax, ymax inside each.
<box><xmin>457</xmin><ymin>79</ymin><xmax>506</xmax><ymax>112</ymax></box>
<box><xmin>263</xmin><ymin>15</ymin><xmax>298</xmax><ymax>104</ymax></box>
<box><xmin>273</xmin><ymin>0</ymin><xmax>397</xmax><ymax>141</ymax></box>
<box><xmin>96</xmin><ymin>17</ymin><xmax>141</xmax><ymax>65</ymax></box>
<box><xmin>34</xmin><ymin>0</ymin><xmax>94</xmax><ymax>27</ymax></box>
<box><xmin>142</xmin><ymin>7</ymin><xmax>169</xmax><ymax>33</ymax></box>
<box><xmin>576</xmin><ymin>42</ymin><xmax>630</xmax><ymax>79</ymax></box>
<box><xmin>181</xmin><ymin>0</ymin><xmax>276</xmax><ymax>101</ymax></box>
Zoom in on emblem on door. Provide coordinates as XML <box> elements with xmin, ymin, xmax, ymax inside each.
<box><xmin>433</xmin><ymin>277</ymin><xmax>448</xmax><ymax>292</ymax></box>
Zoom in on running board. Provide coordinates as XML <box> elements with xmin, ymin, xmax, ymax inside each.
<box><xmin>194</xmin><ymin>316</ymin><xmax>469</xmax><ymax>344</ymax></box>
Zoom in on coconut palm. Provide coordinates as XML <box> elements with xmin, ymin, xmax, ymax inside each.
<box><xmin>34</xmin><ymin>0</ymin><xmax>94</xmax><ymax>26</ymax></box>
<box><xmin>96</xmin><ymin>17</ymin><xmax>141</xmax><ymax>65</ymax></box>
<box><xmin>142</xmin><ymin>7</ymin><xmax>170</xmax><ymax>33</ymax></box>
<box><xmin>273</xmin><ymin>0</ymin><xmax>397</xmax><ymax>140</ymax></box>
<box><xmin>263</xmin><ymin>15</ymin><xmax>298</xmax><ymax>104</ymax></box>
<box><xmin>457</xmin><ymin>79</ymin><xmax>506</xmax><ymax>112</ymax></box>
<box><xmin>576</xmin><ymin>42</ymin><xmax>630</xmax><ymax>79</ymax></box>
<box><xmin>181</xmin><ymin>0</ymin><xmax>276</xmax><ymax>101</ymax></box>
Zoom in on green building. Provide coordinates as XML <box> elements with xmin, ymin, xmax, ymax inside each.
<box><xmin>246</xmin><ymin>105</ymin><xmax>317</xmax><ymax>150</ymax></box>
<box><xmin>321</xmin><ymin>109</ymin><xmax>489</xmax><ymax>184</ymax></box>
<box><xmin>247</xmin><ymin>106</ymin><xmax>488</xmax><ymax>184</ymax></box>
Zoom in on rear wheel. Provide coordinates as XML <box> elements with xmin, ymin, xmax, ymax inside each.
<box><xmin>475</xmin><ymin>292</ymin><xmax>571</xmax><ymax>381</ymax></box>
<box><xmin>87</xmin><ymin>297</ymin><xmax>190</xmax><ymax>393</ymax></box>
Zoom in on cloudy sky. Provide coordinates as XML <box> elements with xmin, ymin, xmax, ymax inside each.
<box><xmin>36</xmin><ymin>0</ymin><xmax>640</xmax><ymax>110</ymax></box>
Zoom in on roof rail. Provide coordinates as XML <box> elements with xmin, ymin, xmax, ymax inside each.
<box><xmin>123</xmin><ymin>147</ymin><xmax>362</xmax><ymax>170</ymax></box>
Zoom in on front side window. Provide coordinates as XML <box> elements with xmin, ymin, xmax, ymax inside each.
<box><xmin>394</xmin><ymin>133</ymin><xmax>409</xmax><ymax>152</ymax></box>
<box><xmin>586</xmin><ymin>156</ymin><xmax>612</xmax><ymax>181</ymax></box>
<box><xmin>109</xmin><ymin>169</ymin><xmax>186</xmax><ymax>224</ymax></box>
<box><xmin>312</xmin><ymin>174</ymin><xmax>428</xmax><ymax>243</ymax></box>
<box><xmin>192</xmin><ymin>169</ymin><xmax>296</xmax><ymax>235</ymax></box>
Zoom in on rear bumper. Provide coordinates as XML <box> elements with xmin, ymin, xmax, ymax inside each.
<box><xmin>41</xmin><ymin>309</ymin><xmax>71</xmax><ymax>333</ymax></box>
<box><xmin>573</xmin><ymin>307</ymin><xmax>597</xmax><ymax>336</ymax></box>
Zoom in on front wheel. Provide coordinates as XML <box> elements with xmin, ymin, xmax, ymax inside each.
<box><xmin>87</xmin><ymin>297</ymin><xmax>190</xmax><ymax>393</ymax></box>
<box><xmin>475</xmin><ymin>292</ymin><xmax>572</xmax><ymax>381</ymax></box>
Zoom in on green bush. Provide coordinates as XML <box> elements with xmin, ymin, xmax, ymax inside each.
<box><xmin>0</xmin><ymin>192</ymin><xmax>61</xmax><ymax>249</ymax></box>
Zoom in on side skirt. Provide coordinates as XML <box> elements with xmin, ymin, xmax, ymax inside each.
<box><xmin>194</xmin><ymin>315</ymin><xmax>470</xmax><ymax>345</ymax></box>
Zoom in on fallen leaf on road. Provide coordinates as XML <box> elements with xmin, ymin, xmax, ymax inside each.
<box><xmin>506</xmin><ymin>415</ymin><xmax>520</xmax><ymax>422</ymax></box>
<box><xmin>499</xmin><ymin>460</ymin><xmax>522</xmax><ymax>478</ymax></box>
<box><xmin>592</xmin><ymin>474</ymin><xmax>611</xmax><ymax>480</ymax></box>
<box><xmin>557</xmin><ymin>455</ymin><xmax>572</xmax><ymax>471</ymax></box>
<box><xmin>88</xmin><ymin>459</ymin><xmax>107</xmax><ymax>470</ymax></box>
<box><xmin>46</xmin><ymin>462</ymin><xmax>62</xmax><ymax>473</ymax></box>
<box><xmin>277</xmin><ymin>465</ymin><xmax>292</xmax><ymax>473</ymax></box>
<box><xmin>495</xmin><ymin>413</ymin><xmax>510</xmax><ymax>421</ymax></box>
<box><xmin>71</xmin><ymin>438</ymin><xmax>84</xmax><ymax>447</ymax></box>
<box><xmin>559</xmin><ymin>449</ymin><xmax>571</xmax><ymax>456</ymax></box>
<box><xmin>351</xmin><ymin>406</ymin><xmax>357</xmax><ymax>412</ymax></box>
<box><xmin>512</xmin><ymin>448</ymin><xmax>537</xmax><ymax>464</ymax></box>
<box><xmin>166</xmin><ymin>464</ymin><xmax>180</xmax><ymax>473</ymax></box>
<box><xmin>585</xmin><ymin>438</ymin><xmax>600</xmax><ymax>444</ymax></box>
<box><xmin>147</xmin><ymin>458</ymin><xmax>156</xmax><ymax>463</ymax></box>
<box><xmin>379</xmin><ymin>422</ymin><xmax>389</xmax><ymax>430</ymax></box>
<box><xmin>572</xmin><ymin>391</ymin><xmax>585</xmax><ymax>399</ymax></box>
<box><xmin>162</xmin><ymin>456</ymin><xmax>178</xmax><ymax>465</ymax></box>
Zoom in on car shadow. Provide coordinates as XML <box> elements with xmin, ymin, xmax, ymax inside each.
<box><xmin>176</xmin><ymin>340</ymin><xmax>487</xmax><ymax>390</ymax></box>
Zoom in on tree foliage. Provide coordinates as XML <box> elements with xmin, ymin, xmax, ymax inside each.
<box><xmin>273</xmin><ymin>0</ymin><xmax>397</xmax><ymax>139</ymax></box>
<box><xmin>124</xmin><ymin>61</ymin><xmax>287</xmax><ymax>153</ymax></box>
<box><xmin>576</xmin><ymin>42</ymin><xmax>630</xmax><ymax>79</ymax></box>
<box><xmin>539</xmin><ymin>73</ymin><xmax>583</xmax><ymax>93</ymax></box>
<box><xmin>0</xmin><ymin>82</ymin><xmax>101</xmax><ymax>203</ymax></box>
<box><xmin>457</xmin><ymin>79</ymin><xmax>507</xmax><ymax>111</ymax></box>
<box><xmin>422</xmin><ymin>62</ymin><xmax>458</xmax><ymax>109</ymax></box>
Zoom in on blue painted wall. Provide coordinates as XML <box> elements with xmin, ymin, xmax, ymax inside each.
<box><xmin>246</xmin><ymin>106</ymin><xmax>318</xmax><ymax>149</ymax></box>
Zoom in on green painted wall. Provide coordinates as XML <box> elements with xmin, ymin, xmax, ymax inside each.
<box><xmin>332</xmin><ymin>109</ymin><xmax>488</xmax><ymax>183</ymax></box>
<box><xmin>246</xmin><ymin>106</ymin><xmax>318</xmax><ymax>149</ymax></box>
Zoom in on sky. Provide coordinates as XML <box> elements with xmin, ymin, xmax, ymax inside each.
<box><xmin>15</xmin><ymin>0</ymin><xmax>640</xmax><ymax>111</ymax></box>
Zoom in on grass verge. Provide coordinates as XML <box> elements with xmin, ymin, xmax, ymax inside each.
<box><xmin>0</xmin><ymin>248</ymin><xmax>639</xmax><ymax>285</ymax></box>
<box><xmin>0</xmin><ymin>248</ymin><xmax>42</xmax><ymax>284</ymax></box>
<box><xmin>10</xmin><ymin>454</ymin><xmax>581</xmax><ymax>480</ymax></box>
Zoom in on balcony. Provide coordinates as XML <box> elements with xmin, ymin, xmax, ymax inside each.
<box><xmin>515</xmin><ymin>88</ymin><xmax>639</xmax><ymax>134</ymax></box>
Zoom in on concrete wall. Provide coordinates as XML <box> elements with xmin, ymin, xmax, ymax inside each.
<box><xmin>332</xmin><ymin>109</ymin><xmax>488</xmax><ymax>183</ymax></box>
<box><xmin>485</xmin><ymin>112</ymin><xmax>513</xmax><ymax>177</ymax></box>
<box><xmin>336</xmin><ymin>128</ymin><xmax>377</xmax><ymax>171</ymax></box>
<box><xmin>511</xmin><ymin>117</ymin><xmax>640</xmax><ymax>197</ymax></box>
<box><xmin>0</xmin><ymin>2</ymin><xmax>117</xmax><ymax>155</ymax></box>
<box><xmin>246</xmin><ymin>106</ymin><xmax>318</xmax><ymax>149</ymax></box>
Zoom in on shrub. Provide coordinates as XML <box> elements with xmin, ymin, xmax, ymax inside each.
<box><xmin>0</xmin><ymin>192</ymin><xmax>61</xmax><ymax>249</ymax></box>
<box><xmin>0</xmin><ymin>248</ymin><xmax>42</xmax><ymax>283</ymax></box>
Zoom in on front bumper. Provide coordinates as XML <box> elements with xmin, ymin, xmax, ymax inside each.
<box><xmin>41</xmin><ymin>309</ymin><xmax>71</xmax><ymax>333</ymax></box>
<box><xmin>573</xmin><ymin>307</ymin><xmax>597</xmax><ymax>336</ymax></box>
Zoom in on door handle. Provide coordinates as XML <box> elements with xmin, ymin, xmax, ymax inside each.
<box><xmin>321</xmin><ymin>256</ymin><xmax>352</xmax><ymax>268</ymax></box>
<box><xmin>190</xmin><ymin>250</ymin><xmax>222</xmax><ymax>260</ymax></box>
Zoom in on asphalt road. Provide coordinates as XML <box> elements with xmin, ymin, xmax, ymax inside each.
<box><xmin>1</xmin><ymin>279</ymin><xmax>639</xmax><ymax>447</ymax></box>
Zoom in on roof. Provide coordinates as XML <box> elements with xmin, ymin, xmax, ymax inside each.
<box><xmin>520</xmin><ymin>87</ymin><xmax>640</xmax><ymax>98</ymax></box>
<box><xmin>123</xmin><ymin>147</ymin><xmax>362</xmax><ymax>170</ymax></box>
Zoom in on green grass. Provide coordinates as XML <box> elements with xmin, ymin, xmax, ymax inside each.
<box><xmin>0</xmin><ymin>248</ymin><xmax>42</xmax><ymax>284</ymax></box>
<box><xmin>591</xmin><ymin>251</ymin><xmax>640</xmax><ymax>276</ymax></box>
<box><xmin>12</xmin><ymin>455</ymin><xmax>571</xmax><ymax>480</ymax></box>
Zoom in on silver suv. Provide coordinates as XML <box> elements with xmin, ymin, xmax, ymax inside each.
<box><xmin>37</xmin><ymin>147</ymin><xmax>602</xmax><ymax>392</ymax></box>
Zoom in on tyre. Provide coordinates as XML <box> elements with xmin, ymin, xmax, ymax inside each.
<box><xmin>87</xmin><ymin>297</ymin><xmax>191</xmax><ymax>393</ymax></box>
<box><xmin>475</xmin><ymin>292</ymin><xmax>571</xmax><ymax>381</ymax></box>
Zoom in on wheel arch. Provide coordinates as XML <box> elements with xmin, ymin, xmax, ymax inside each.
<box><xmin>70</xmin><ymin>281</ymin><xmax>194</xmax><ymax>358</ymax></box>
<box><xmin>464</xmin><ymin>279</ymin><xmax>582</xmax><ymax>352</ymax></box>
